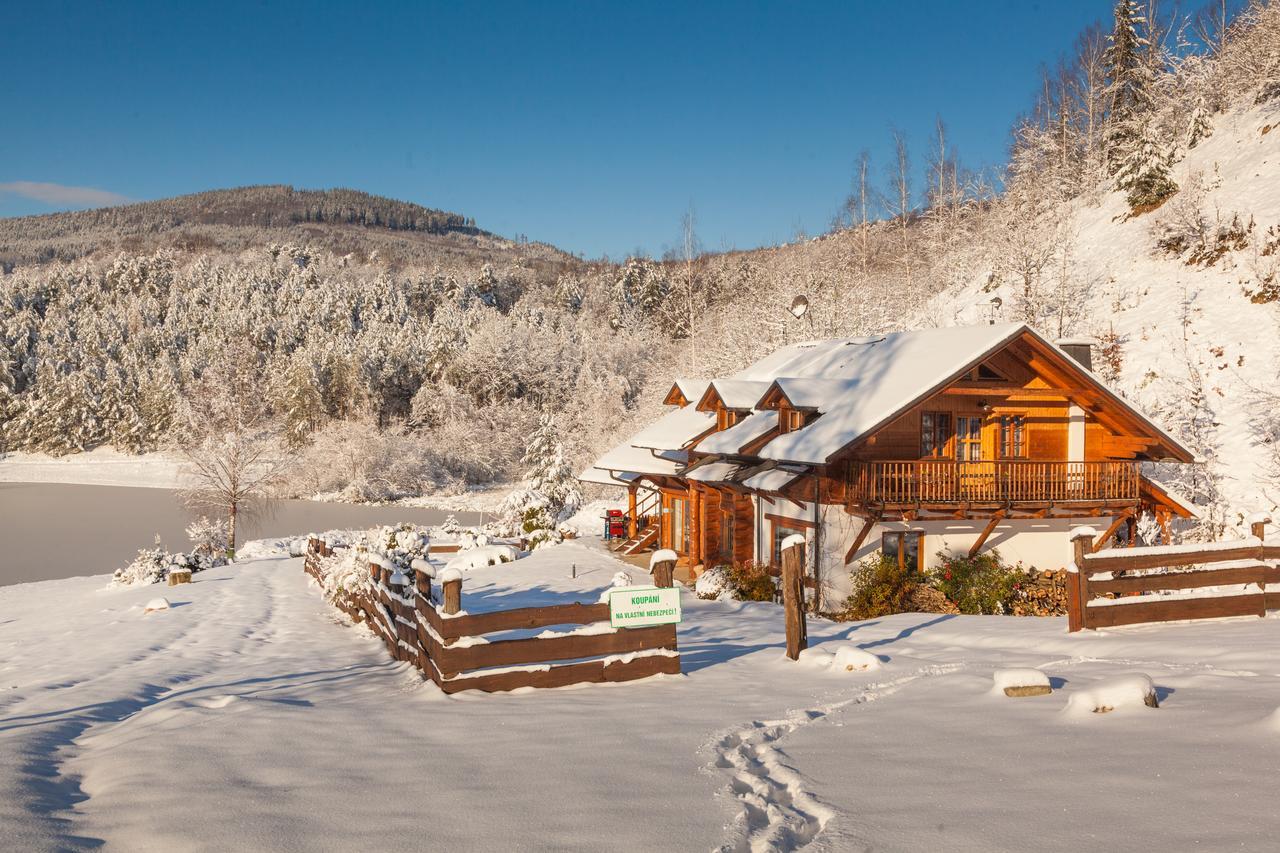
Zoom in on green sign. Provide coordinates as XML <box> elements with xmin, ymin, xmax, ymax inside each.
<box><xmin>609</xmin><ymin>585</ymin><xmax>682</xmax><ymax>629</ymax></box>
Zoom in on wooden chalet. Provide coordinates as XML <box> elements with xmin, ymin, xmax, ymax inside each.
<box><xmin>580</xmin><ymin>323</ymin><xmax>1196</xmax><ymax>605</ymax></box>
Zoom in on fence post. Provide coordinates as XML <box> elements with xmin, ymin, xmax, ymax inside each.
<box><xmin>1067</xmin><ymin>528</ymin><xmax>1094</xmax><ymax>633</ymax></box>
<box><xmin>781</xmin><ymin>540</ymin><xmax>808</xmax><ymax>660</ymax></box>
<box><xmin>651</xmin><ymin>558</ymin><xmax>675</xmax><ymax>589</ymax></box>
<box><xmin>1251</xmin><ymin>513</ymin><xmax>1272</xmax><ymax>617</ymax></box>
<box><xmin>441</xmin><ymin>569</ymin><xmax>463</xmax><ymax>615</ymax></box>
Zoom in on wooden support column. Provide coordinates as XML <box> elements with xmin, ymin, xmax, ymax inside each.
<box><xmin>781</xmin><ymin>540</ymin><xmax>808</xmax><ymax>660</ymax></box>
<box><xmin>1067</xmin><ymin>530</ymin><xmax>1093</xmax><ymax>633</ymax></box>
<box><xmin>967</xmin><ymin>512</ymin><xmax>1005</xmax><ymax>558</ymax></box>
<box><xmin>1092</xmin><ymin>512</ymin><xmax>1132</xmax><ymax>553</ymax></box>
<box><xmin>627</xmin><ymin>486</ymin><xmax>638</xmax><ymax>539</ymax></box>
<box><xmin>844</xmin><ymin>514</ymin><xmax>878</xmax><ymax>565</ymax></box>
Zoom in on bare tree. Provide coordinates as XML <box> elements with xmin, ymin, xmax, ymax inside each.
<box><xmin>177</xmin><ymin>340</ymin><xmax>289</xmax><ymax>558</ymax></box>
<box><xmin>884</xmin><ymin>128</ymin><xmax>915</xmax><ymax>290</ymax></box>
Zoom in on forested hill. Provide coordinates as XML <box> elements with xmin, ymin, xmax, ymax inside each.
<box><xmin>0</xmin><ymin>185</ymin><xmax>578</xmax><ymax>272</ymax></box>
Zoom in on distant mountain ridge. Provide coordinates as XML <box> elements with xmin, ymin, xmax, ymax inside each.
<box><xmin>0</xmin><ymin>185</ymin><xmax>577</xmax><ymax>272</ymax></box>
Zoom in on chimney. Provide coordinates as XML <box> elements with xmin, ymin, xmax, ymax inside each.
<box><xmin>1056</xmin><ymin>338</ymin><xmax>1094</xmax><ymax>371</ymax></box>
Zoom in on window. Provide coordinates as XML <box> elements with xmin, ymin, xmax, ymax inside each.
<box><xmin>669</xmin><ymin>498</ymin><xmax>689</xmax><ymax>553</ymax></box>
<box><xmin>773</xmin><ymin>524</ymin><xmax>806</xmax><ymax>566</ymax></box>
<box><xmin>920</xmin><ymin>412</ymin><xmax>952</xmax><ymax>458</ymax></box>
<box><xmin>719</xmin><ymin>509</ymin><xmax>733</xmax><ymax>562</ymax></box>
<box><xmin>882</xmin><ymin>532</ymin><xmax>922</xmax><ymax>573</ymax></box>
<box><xmin>978</xmin><ymin>364</ymin><xmax>1002</xmax><ymax>380</ymax></box>
<box><xmin>955</xmin><ymin>416</ymin><xmax>982</xmax><ymax>462</ymax></box>
<box><xmin>999</xmin><ymin>414</ymin><xmax>1026</xmax><ymax>458</ymax></box>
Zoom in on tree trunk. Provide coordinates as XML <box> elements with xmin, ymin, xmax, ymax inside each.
<box><xmin>228</xmin><ymin>501</ymin><xmax>238</xmax><ymax>559</ymax></box>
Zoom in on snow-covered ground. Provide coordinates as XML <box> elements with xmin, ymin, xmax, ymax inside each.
<box><xmin>0</xmin><ymin>448</ymin><xmax>189</xmax><ymax>490</ymax></box>
<box><xmin>3</xmin><ymin>536</ymin><xmax>1280</xmax><ymax>850</ymax></box>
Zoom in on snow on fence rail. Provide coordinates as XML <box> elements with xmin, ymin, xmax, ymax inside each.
<box><xmin>1066</xmin><ymin>515</ymin><xmax>1280</xmax><ymax>632</ymax></box>
<box><xmin>303</xmin><ymin>538</ymin><xmax>681</xmax><ymax>693</ymax></box>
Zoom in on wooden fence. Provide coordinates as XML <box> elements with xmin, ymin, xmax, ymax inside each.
<box><xmin>304</xmin><ymin>539</ymin><xmax>681</xmax><ymax>693</ymax></box>
<box><xmin>1066</xmin><ymin>515</ymin><xmax>1280</xmax><ymax>632</ymax></box>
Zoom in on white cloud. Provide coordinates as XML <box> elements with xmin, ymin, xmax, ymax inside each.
<box><xmin>0</xmin><ymin>181</ymin><xmax>131</xmax><ymax>208</ymax></box>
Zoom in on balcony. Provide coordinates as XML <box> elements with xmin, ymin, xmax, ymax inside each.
<box><xmin>848</xmin><ymin>460</ymin><xmax>1141</xmax><ymax>508</ymax></box>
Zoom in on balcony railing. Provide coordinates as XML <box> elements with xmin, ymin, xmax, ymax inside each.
<box><xmin>848</xmin><ymin>460</ymin><xmax>1141</xmax><ymax>506</ymax></box>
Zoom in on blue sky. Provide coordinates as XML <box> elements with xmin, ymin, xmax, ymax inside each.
<box><xmin>1</xmin><ymin>1</ymin><xmax>1121</xmax><ymax>259</ymax></box>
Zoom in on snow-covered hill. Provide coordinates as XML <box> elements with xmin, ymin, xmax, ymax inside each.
<box><xmin>933</xmin><ymin>97</ymin><xmax>1280</xmax><ymax>531</ymax></box>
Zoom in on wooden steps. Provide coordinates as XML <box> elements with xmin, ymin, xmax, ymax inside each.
<box><xmin>617</xmin><ymin>522</ymin><xmax>659</xmax><ymax>555</ymax></box>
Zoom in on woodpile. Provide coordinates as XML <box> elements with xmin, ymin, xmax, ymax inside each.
<box><xmin>1011</xmin><ymin>570</ymin><xmax>1070</xmax><ymax>617</ymax></box>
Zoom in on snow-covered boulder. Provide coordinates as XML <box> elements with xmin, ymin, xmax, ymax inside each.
<box><xmin>1066</xmin><ymin>673</ymin><xmax>1159</xmax><ymax>715</ymax></box>
<box><xmin>993</xmin><ymin>668</ymin><xmax>1052</xmax><ymax>697</ymax></box>
<box><xmin>144</xmin><ymin>597</ymin><xmax>171</xmax><ymax>614</ymax></box>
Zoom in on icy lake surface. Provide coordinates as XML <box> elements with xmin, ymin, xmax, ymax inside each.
<box><xmin>0</xmin><ymin>483</ymin><xmax>484</xmax><ymax>586</ymax></box>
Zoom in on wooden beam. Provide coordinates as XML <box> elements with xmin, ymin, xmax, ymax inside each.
<box><xmin>844</xmin><ymin>515</ymin><xmax>879</xmax><ymax>565</ymax></box>
<box><xmin>967</xmin><ymin>511</ymin><xmax>1006</xmax><ymax>557</ymax></box>
<box><xmin>941</xmin><ymin>385</ymin><xmax>1086</xmax><ymax>397</ymax></box>
<box><xmin>1092</xmin><ymin>511</ymin><xmax>1133</xmax><ymax>553</ymax></box>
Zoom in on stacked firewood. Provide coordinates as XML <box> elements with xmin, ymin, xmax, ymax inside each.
<box><xmin>1010</xmin><ymin>570</ymin><xmax>1070</xmax><ymax>617</ymax></box>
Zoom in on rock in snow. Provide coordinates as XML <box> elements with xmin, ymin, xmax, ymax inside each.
<box><xmin>1066</xmin><ymin>673</ymin><xmax>1159</xmax><ymax>715</ymax></box>
<box><xmin>143</xmin><ymin>597</ymin><xmax>171</xmax><ymax>614</ymax></box>
<box><xmin>993</xmin><ymin>668</ymin><xmax>1053</xmax><ymax>697</ymax></box>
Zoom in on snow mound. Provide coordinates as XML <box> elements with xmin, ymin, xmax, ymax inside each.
<box><xmin>444</xmin><ymin>544</ymin><xmax>519</xmax><ymax>572</ymax></box>
<box><xmin>796</xmin><ymin>644</ymin><xmax>881</xmax><ymax>673</ymax></box>
<box><xmin>993</xmin><ymin>668</ymin><xmax>1052</xmax><ymax>697</ymax></box>
<box><xmin>780</xmin><ymin>532</ymin><xmax>807</xmax><ymax>552</ymax></box>
<box><xmin>143</xmin><ymin>597</ymin><xmax>170</xmax><ymax>614</ymax></box>
<box><xmin>1065</xmin><ymin>673</ymin><xmax>1159</xmax><ymax>715</ymax></box>
<box><xmin>649</xmin><ymin>549</ymin><xmax>678</xmax><ymax>568</ymax></box>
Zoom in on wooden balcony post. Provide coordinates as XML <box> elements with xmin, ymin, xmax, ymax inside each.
<box><xmin>781</xmin><ymin>539</ymin><xmax>808</xmax><ymax>660</ymax></box>
<box><xmin>1067</xmin><ymin>529</ymin><xmax>1094</xmax><ymax>633</ymax></box>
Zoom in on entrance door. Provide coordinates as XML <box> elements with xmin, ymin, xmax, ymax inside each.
<box><xmin>955</xmin><ymin>415</ymin><xmax>993</xmax><ymax>500</ymax></box>
<box><xmin>669</xmin><ymin>497</ymin><xmax>690</xmax><ymax>554</ymax></box>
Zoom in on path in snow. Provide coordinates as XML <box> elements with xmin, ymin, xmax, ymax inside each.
<box><xmin>5</xmin><ymin>540</ymin><xmax>1280</xmax><ymax>850</ymax></box>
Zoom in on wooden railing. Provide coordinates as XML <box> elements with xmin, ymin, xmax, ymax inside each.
<box><xmin>304</xmin><ymin>538</ymin><xmax>681</xmax><ymax>693</ymax></box>
<box><xmin>848</xmin><ymin>460</ymin><xmax>1141</xmax><ymax>506</ymax></box>
<box><xmin>1066</xmin><ymin>516</ymin><xmax>1280</xmax><ymax>631</ymax></box>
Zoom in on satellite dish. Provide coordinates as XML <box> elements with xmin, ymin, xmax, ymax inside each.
<box><xmin>789</xmin><ymin>295</ymin><xmax>810</xmax><ymax>319</ymax></box>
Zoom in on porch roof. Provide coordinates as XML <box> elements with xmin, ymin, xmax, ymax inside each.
<box><xmin>588</xmin><ymin>442</ymin><xmax>687</xmax><ymax>479</ymax></box>
<box><xmin>685</xmin><ymin>460</ymin><xmax>743</xmax><ymax>484</ymax></box>
<box><xmin>694</xmin><ymin>410</ymin><xmax>779</xmax><ymax>455</ymax></box>
<box><xmin>630</xmin><ymin>405</ymin><xmax>717</xmax><ymax>451</ymax></box>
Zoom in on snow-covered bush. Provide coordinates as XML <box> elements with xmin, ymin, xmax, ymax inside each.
<box><xmin>186</xmin><ymin>516</ymin><xmax>229</xmax><ymax>561</ymax></box>
<box><xmin>725</xmin><ymin>561</ymin><xmax>777</xmax><ymax>602</ymax></box>
<box><xmin>932</xmin><ymin>552</ymin><xmax>1025</xmax><ymax>615</ymax></box>
<box><xmin>694</xmin><ymin>565</ymin><xmax>731</xmax><ymax>600</ymax></box>
<box><xmin>112</xmin><ymin>529</ymin><xmax>229</xmax><ymax>587</ymax></box>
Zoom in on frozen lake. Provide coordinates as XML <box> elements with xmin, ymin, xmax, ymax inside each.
<box><xmin>0</xmin><ymin>483</ymin><xmax>486</xmax><ymax>586</ymax></box>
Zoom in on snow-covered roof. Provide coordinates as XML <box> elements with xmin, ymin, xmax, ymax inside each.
<box><xmin>770</xmin><ymin>377</ymin><xmax>861</xmax><ymax>410</ymax></box>
<box><xmin>753</xmin><ymin>323</ymin><xmax>1195</xmax><ymax>465</ymax></box>
<box><xmin>630</xmin><ymin>406</ymin><xmax>716</xmax><ymax>451</ymax></box>
<box><xmin>577</xmin><ymin>467</ymin><xmax>639</xmax><ymax>487</ymax></box>
<box><xmin>589</xmin><ymin>442</ymin><xmax>687</xmax><ymax>478</ymax></box>
<box><xmin>759</xmin><ymin>324</ymin><xmax>1028</xmax><ymax>464</ymax></box>
<box><xmin>695</xmin><ymin>411</ymin><xmax>779</xmax><ymax>455</ymax></box>
<box><xmin>742</xmin><ymin>465</ymin><xmax>808</xmax><ymax>493</ymax></box>
<box><xmin>685</xmin><ymin>460</ymin><xmax>742</xmax><ymax>484</ymax></box>
<box><xmin>671</xmin><ymin>378</ymin><xmax>710</xmax><ymax>405</ymax></box>
<box><xmin>704</xmin><ymin>379</ymin><xmax>771</xmax><ymax>410</ymax></box>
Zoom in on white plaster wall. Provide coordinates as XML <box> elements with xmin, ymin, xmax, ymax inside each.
<box><xmin>817</xmin><ymin>512</ymin><xmax>1116</xmax><ymax>605</ymax></box>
